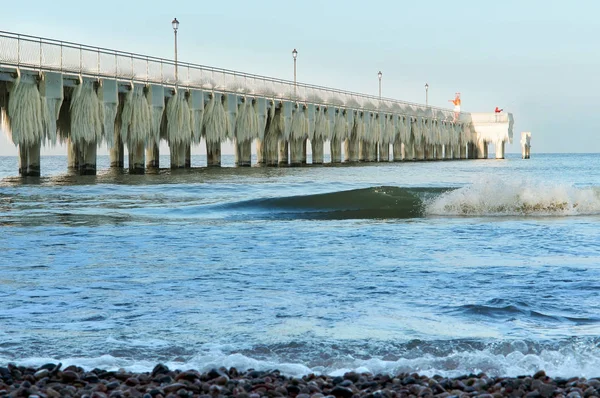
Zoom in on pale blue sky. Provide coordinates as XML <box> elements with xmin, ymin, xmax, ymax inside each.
<box><xmin>1</xmin><ymin>0</ymin><xmax>599</xmax><ymax>155</ymax></box>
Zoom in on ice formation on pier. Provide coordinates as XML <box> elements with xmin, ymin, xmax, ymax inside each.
<box><xmin>165</xmin><ymin>90</ymin><xmax>192</xmax><ymax>147</ymax></box>
<box><xmin>203</xmin><ymin>93</ymin><xmax>228</xmax><ymax>145</ymax></box>
<box><xmin>4</xmin><ymin>77</ymin><xmax>45</xmax><ymax>147</ymax></box>
<box><xmin>70</xmin><ymin>80</ymin><xmax>103</xmax><ymax>145</ymax></box>
<box><xmin>120</xmin><ymin>85</ymin><xmax>151</xmax><ymax>148</ymax></box>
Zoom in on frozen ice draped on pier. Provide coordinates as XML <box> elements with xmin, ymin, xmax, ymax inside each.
<box><xmin>70</xmin><ymin>79</ymin><xmax>104</xmax><ymax>146</ymax></box>
<box><xmin>4</xmin><ymin>76</ymin><xmax>45</xmax><ymax>147</ymax></box>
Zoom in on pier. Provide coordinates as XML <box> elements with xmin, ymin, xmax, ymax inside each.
<box><xmin>0</xmin><ymin>31</ymin><xmax>514</xmax><ymax>176</ymax></box>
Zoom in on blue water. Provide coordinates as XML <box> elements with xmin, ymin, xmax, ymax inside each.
<box><xmin>1</xmin><ymin>153</ymin><xmax>600</xmax><ymax>377</ymax></box>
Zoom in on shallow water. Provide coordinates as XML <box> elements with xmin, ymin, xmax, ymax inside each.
<box><xmin>1</xmin><ymin>153</ymin><xmax>600</xmax><ymax>378</ymax></box>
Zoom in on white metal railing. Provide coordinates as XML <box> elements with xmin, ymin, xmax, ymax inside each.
<box><xmin>0</xmin><ymin>30</ymin><xmax>463</xmax><ymax>120</ymax></box>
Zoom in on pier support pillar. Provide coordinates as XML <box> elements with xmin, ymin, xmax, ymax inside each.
<box><xmin>378</xmin><ymin>143</ymin><xmax>390</xmax><ymax>162</ymax></box>
<box><xmin>79</xmin><ymin>141</ymin><xmax>97</xmax><ymax>175</ymax></box>
<box><xmin>311</xmin><ymin>139</ymin><xmax>324</xmax><ymax>164</ymax></box>
<box><xmin>392</xmin><ymin>141</ymin><xmax>402</xmax><ymax>161</ymax></box>
<box><xmin>18</xmin><ymin>142</ymin><xmax>41</xmax><ymax>177</ymax></box>
<box><xmin>110</xmin><ymin>130</ymin><xmax>124</xmax><ymax>168</ymax></box>
<box><xmin>170</xmin><ymin>142</ymin><xmax>186</xmax><ymax>169</ymax></box>
<box><xmin>290</xmin><ymin>139</ymin><xmax>304</xmax><ymax>166</ymax></box>
<box><xmin>434</xmin><ymin>144</ymin><xmax>443</xmax><ymax>160</ymax></box>
<box><xmin>414</xmin><ymin>143</ymin><xmax>424</xmax><ymax>160</ymax></box>
<box><xmin>359</xmin><ymin>141</ymin><xmax>367</xmax><ymax>162</ymax></box>
<box><xmin>185</xmin><ymin>145</ymin><xmax>191</xmax><ymax>168</ymax></box>
<box><xmin>256</xmin><ymin>139</ymin><xmax>265</xmax><ymax>165</ymax></box>
<box><xmin>302</xmin><ymin>138</ymin><xmax>308</xmax><ymax>164</ymax></box>
<box><xmin>235</xmin><ymin>139</ymin><xmax>252</xmax><ymax>166</ymax></box>
<box><xmin>344</xmin><ymin>137</ymin><xmax>359</xmax><ymax>162</ymax></box>
<box><xmin>495</xmin><ymin>141</ymin><xmax>505</xmax><ymax>159</ymax></box>
<box><xmin>460</xmin><ymin>143</ymin><xmax>467</xmax><ymax>159</ymax></box>
<box><xmin>330</xmin><ymin>138</ymin><xmax>342</xmax><ymax>163</ymax></box>
<box><xmin>424</xmin><ymin>144</ymin><xmax>432</xmax><ymax>160</ymax></box>
<box><xmin>206</xmin><ymin>141</ymin><xmax>221</xmax><ymax>167</ymax></box>
<box><xmin>444</xmin><ymin>145</ymin><xmax>452</xmax><ymax>160</ymax></box>
<box><xmin>146</xmin><ymin>143</ymin><xmax>159</xmax><ymax>169</ymax></box>
<box><xmin>278</xmin><ymin>140</ymin><xmax>289</xmax><ymax>165</ymax></box>
<box><xmin>68</xmin><ymin>138</ymin><xmax>79</xmax><ymax>170</ymax></box>
<box><xmin>476</xmin><ymin>140</ymin><xmax>488</xmax><ymax>159</ymax></box>
<box><xmin>129</xmin><ymin>142</ymin><xmax>145</xmax><ymax>174</ymax></box>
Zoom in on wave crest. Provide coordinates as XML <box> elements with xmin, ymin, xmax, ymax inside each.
<box><xmin>425</xmin><ymin>180</ymin><xmax>600</xmax><ymax>216</ymax></box>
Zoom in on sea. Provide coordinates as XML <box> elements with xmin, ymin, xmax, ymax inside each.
<box><xmin>1</xmin><ymin>152</ymin><xmax>600</xmax><ymax>378</ymax></box>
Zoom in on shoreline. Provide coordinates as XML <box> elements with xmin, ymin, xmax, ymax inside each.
<box><xmin>1</xmin><ymin>363</ymin><xmax>596</xmax><ymax>398</ymax></box>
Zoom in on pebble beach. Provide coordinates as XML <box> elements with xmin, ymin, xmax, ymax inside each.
<box><xmin>1</xmin><ymin>363</ymin><xmax>598</xmax><ymax>398</ymax></box>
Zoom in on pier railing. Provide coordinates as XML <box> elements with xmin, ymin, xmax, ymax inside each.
<box><xmin>0</xmin><ymin>31</ymin><xmax>464</xmax><ymax>120</ymax></box>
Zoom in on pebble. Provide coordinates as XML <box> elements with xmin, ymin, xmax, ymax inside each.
<box><xmin>0</xmin><ymin>364</ymin><xmax>596</xmax><ymax>398</ymax></box>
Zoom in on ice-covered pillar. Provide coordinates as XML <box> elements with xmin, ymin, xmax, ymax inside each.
<box><xmin>290</xmin><ymin>138</ymin><xmax>304</xmax><ymax>166</ymax></box>
<box><xmin>435</xmin><ymin>144</ymin><xmax>444</xmax><ymax>160</ymax></box>
<box><xmin>476</xmin><ymin>140</ymin><xmax>487</xmax><ymax>159</ymax></box>
<box><xmin>206</xmin><ymin>142</ymin><xmax>221</xmax><ymax>167</ymax></box>
<box><xmin>312</xmin><ymin>139</ymin><xmax>324</xmax><ymax>164</ymax></box>
<box><xmin>302</xmin><ymin>138</ymin><xmax>308</xmax><ymax>164</ymax></box>
<box><xmin>18</xmin><ymin>142</ymin><xmax>41</xmax><ymax>177</ymax></box>
<box><xmin>444</xmin><ymin>145</ymin><xmax>452</xmax><ymax>160</ymax></box>
<box><xmin>185</xmin><ymin>144</ymin><xmax>191</xmax><ymax>168</ymax></box>
<box><xmin>110</xmin><ymin>129</ymin><xmax>124</xmax><ymax>167</ymax></box>
<box><xmin>495</xmin><ymin>140</ymin><xmax>505</xmax><ymax>159</ymax></box>
<box><xmin>521</xmin><ymin>132</ymin><xmax>531</xmax><ymax>159</ymax></box>
<box><xmin>392</xmin><ymin>141</ymin><xmax>402</xmax><ymax>161</ymax></box>
<box><xmin>79</xmin><ymin>141</ymin><xmax>97</xmax><ymax>175</ymax></box>
<box><xmin>146</xmin><ymin>143</ymin><xmax>159</xmax><ymax>169</ymax></box>
<box><xmin>460</xmin><ymin>143</ymin><xmax>467</xmax><ymax>159</ymax></box>
<box><xmin>378</xmin><ymin>143</ymin><xmax>390</xmax><ymax>162</ymax></box>
<box><xmin>344</xmin><ymin>137</ymin><xmax>359</xmax><ymax>162</ymax></box>
<box><xmin>67</xmin><ymin>138</ymin><xmax>79</xmax><ymax>170</ymax></box>
<box><xmin>129</xmin><ymin>142</ymin><xmax>145</xmax><ymax>174</ymax></box>
<box><xmin>235</xmin><ymin>138</ymin><xmax>252</xmax><ymax>167</ymax></box>
<box><xmin>255</xmin><ymin>139</ymin><xmax>264</xmax><ymax>165</ymax></box>
<box><xmin>170</xmin><ymin>142</ymin><xmax>185</xmax><ymax>168</ymax></box>
<box><xmin>330</xmin><ymin>138</ymin><xmax>342</xmax><ymax>163</ymax></box>
<box><xmin>278</xmin><ymin>140</ymin><xmax>289</xmax><ymax>165</ymax></box>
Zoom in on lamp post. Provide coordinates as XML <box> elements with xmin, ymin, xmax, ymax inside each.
<box><xmin>172</xmin><ymin>18</ymin><xmax>179</xmax><ymax>84</ymax></box>
<box><xmin>425</xmin><ymin>83</ymin><xmax>429</xmax><ymax>107</ymax></box>
<box><xmin>292</xmin><ymin>48</ymin><xmax>298</xmax><ymax>95</ymax></box>
<box><xmin>378</xmin><ymin>71</ymin><xmax>382</xmax><ymax>99</ymax></box>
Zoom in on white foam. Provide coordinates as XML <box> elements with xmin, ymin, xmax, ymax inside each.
<box><xmin>425</xmin><ymin>179</ymin><xmax>600</xmax><ymax>217</ymax></box>
<box><xmin>3</xmin><ymin>344</ymin><xmax>600</xmax><ymax>379</ymax></box>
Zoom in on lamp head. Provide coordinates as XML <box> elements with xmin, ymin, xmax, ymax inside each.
<box><xmin>292</xmin><ymin>48</ymin><xmax>298</xmax><ymax>59</ymax></box>
<box><xmin>378</xmin><ymin>71</ymin><xmax>382</xmax><ymax>79</ymax></box>
<box><xmin>172</xmin><ymin>18</ymin><xmax>179</xmax><ymax>32</ymax></box>
<box><xmin>425</xmin><ymin>83</ymin><xmax>429</xmax><ymax>89</ymax></box>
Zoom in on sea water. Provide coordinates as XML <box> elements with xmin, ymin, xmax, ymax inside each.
<box><xmin>1</xmin><ymin>153</ymin><xmax>600</xmax><ymax>378</ymax></box>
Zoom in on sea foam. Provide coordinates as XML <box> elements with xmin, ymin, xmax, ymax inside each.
<box><xmin>425</xmin><ymin>179</ymin><xmax>600</xmax><ymax>216</ymax></box>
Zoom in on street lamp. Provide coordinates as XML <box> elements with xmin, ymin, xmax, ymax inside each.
<box><xmin>172</xmin><ymin>18</ymin><xmax>179</xmax><ymax>84</ymax></box>
<box><xmin>425</xmin><ymin>83</ymin><xmax>429</xmax><ymax>107</ymax></box>
<box><xmin>378</xmin><ymin>71</ymin><xmax>382</xmax><ymax>99</ymax></box>
<box><xmin>292</xmin><ymin>48</ymin><xmax>298</xmax><ymax>94</ymax></box>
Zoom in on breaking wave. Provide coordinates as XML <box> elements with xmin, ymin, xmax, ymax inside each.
<box><xmin>425</xmin><ymin>179</ymin><xmax>600</xmax><ymax>217</ymax></box>
<box><xmin>217</xmin><ymin>181</ymin><xmax>600</xmax><ymax>220</ymax></box>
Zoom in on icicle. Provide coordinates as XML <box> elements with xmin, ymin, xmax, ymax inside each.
<box><xmin>120</xmin><ymin>85</ymin><xmax>152</xmax><ymax>148</ymax></box>
<box><xmin>165</xmin><ymin>89</ymin><xmax>192</xmax><ymax>146</ymax></box>
<box><xmin>70</xmin><ymin>80</ymin><xmax>103</xmax><ymax>146</ymax></box>
<box><xmin>235</xmin><ymin>98</ymin><xmax>259</xmax><ymax>142</ymax></box>
<box><xmin>224</xmin><ymin>94</ymin><xmax>238</xmax><ymax>139</ymax></box>
<box><xmin>290</xmin><ymin>104</ymin><xmax>307</xmax><ymax>141</ymax></box>
<box><xmin>5</xmin><ymin>77</ymin><xmax>45</xmax><ymax>147</ymax></box>
<box><xmin>203</xmin><ymin>93</ymin><xmax>228</xmax><ymax>145</ymax></box>
<box><xmin>313</xmin><ymin>106</ymin><xmax>326</xmax><ymax>141</ymax></box>
<box><xmin>332</xmin><ymin>110</ymin><xmax>347</xmax><ymax>141</ymax></box>
<box><xmin>254</xmin><ymin>97</ymin><xmax>268</xmax><ymax>141</ymax></box>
